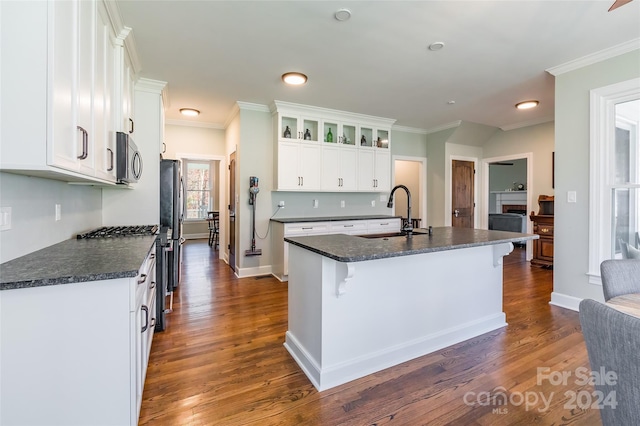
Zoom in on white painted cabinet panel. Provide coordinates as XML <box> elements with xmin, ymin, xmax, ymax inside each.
<box><xmin>321</xmin><ymin>145</ymin><xmax>357</xmax><ymax>191</ymax></box>
<box><xmin>0</xmin><ymin>0</ymin><xmax>124</xmax><ymax>184</ymax></box>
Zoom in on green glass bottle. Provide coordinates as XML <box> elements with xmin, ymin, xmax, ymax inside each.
<box><xmin>326</xmin><ymin>128</ymin><xmax>333</xmax><ymax>142</ymax></box>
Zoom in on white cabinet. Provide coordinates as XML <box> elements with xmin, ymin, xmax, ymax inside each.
<box><xmin>0</xmin><ymin>0</ymin><xmax>128</xmax><ymax>184</ymax></box>
<box><xmin>121</xmin><ymin>49</ymin><xmax>136</xmax><ymax>134</ymax></box>
<box><xmin>271</xmin><ymin>101</ymin><xmax>395</xmax><ymax>192</ymax></box>
<box><xmin>271</xmin><ymin>218</ymin><xmax>401</xmax><ymax>281</ymax></box>
<box><xmin>0</xmin><ymin>243</ymin><xmax>157</xmax><ymax>425</ymax></box>
<box><xmin>358</xmin><ymin>149</ymin><xmax>391</xmax><ymax>191</ymax></box>
<box><xmin>321</xmin><ymin>145</ymin><xmax>358</xmax><ymax>191</ymax></box>
<box><xmin>277</xmin><ymin>141</ymin><xmax>322</xmax><ymax>190</ymax></box>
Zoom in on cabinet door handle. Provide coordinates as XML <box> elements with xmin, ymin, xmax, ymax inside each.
<box><xmin>77</xmin><ymin>126</ymin><xmax>88</xmax><ymax>160</ymax></box>
<box><xmin>141</xmin><ymin>305</ymin><xmax>149</xmax><ymax>333</ymax></box>
<box><xmin>129</xmin><ymin>118</ymin><xmax>134</xmax><ymax>134</ymax></box>
<box><xmin>150</xmin><ymin>281</ymin><xmax>156</xmax><ymax>289</ymax></box>
<box><xmin>106</xmin><ymin>148</ymin><xmax>114</xmax><ymax>171</ymax></box>
<box><xmin>137</xmin><ymin>273</ymin><xmax>147</xmax><ymax>285</ymax></box>
<box><xmin>301</xmin><ymin>176</ymin><xmax>304</xmax><ymax>186</ymax></box>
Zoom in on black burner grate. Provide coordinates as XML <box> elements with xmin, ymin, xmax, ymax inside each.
<box><xmin>77</xmin><ymin>225</ymin><xmax>158</xmax><ymax>239</ymax></box>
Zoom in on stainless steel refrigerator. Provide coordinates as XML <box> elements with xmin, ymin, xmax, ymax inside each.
<box><xmin>157</xmin><ymin>159</ymin><xmax>183</xmax><ymax>331</ymax></box>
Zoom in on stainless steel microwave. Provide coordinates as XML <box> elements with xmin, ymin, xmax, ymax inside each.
<box><xmin>116</xmin><ymin>132</ymin><xmax>143</xmax><ymax>184</ymax></box>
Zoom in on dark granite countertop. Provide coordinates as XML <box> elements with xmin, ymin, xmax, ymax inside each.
<box><xmin>284</xmin><ymin>227</ymin><xmax>538</xmax><ymax>262</ymax></box>
<box><xmin>271</xmin><ymin>215</ymin><xmax>401</xmax><ymax>223</ymax></box>
<box><xmin>0</xmin><ymin>235</ymin><xmax>157</xmax><ymax>291</ymax></box>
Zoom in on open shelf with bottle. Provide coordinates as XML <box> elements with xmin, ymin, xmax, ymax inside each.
<box><xmin>280</xmin><ymin>115</ymin><xmax>319</xmax><ymax>142</ymax></box>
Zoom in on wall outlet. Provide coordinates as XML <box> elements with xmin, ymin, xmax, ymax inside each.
<box><xmin>55</xmin><ymin>204</ymin><xmax>61</xmax><ymax>221</ymax></box>
<box><xmin>380</xmin><ymin>194</ymin><xmax>386</xmax><ymax>202</ymax></box>
<box><xmin>567</xmin><ymin>191</ymin><xmax>577</xmax><ymax>203</ymax></box>
<box><xmin>340</xmin><ymin>200</ymin><xmax>345</xmax><ymax>208</ymax></box>
<box><xmin>313</xmin><ymin>199</ymin><xmax>319</xmax><ymax>208</ymax></box>
<box><xmin>278</xmin><ymin>201</ymin><xmax>285</xmax><ymax>208</ymax></box>
<box><xmin>0</xmin><ymin>207</ymin><xmax>11</xmax><ymax>231</ymax></box>
<box><xmin>371</xmin><ymin>200</ymin><xmax>376</xmax><ymax>207</ymax></box>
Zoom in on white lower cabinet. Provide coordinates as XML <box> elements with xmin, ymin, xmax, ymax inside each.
<box><xmin>0</xmin><ymin>245</ymin><xmax>156</xmax><ymax>426</ymax></box>
<box><xmin>271</xmin><ymin>218</ymin><xmax>401</xmax><ymax>281</ymax></box>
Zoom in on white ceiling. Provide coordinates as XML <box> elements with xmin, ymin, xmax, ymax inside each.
<box><xmin>116</xmin><ymin>0</ymin><xmax>640</xmax><ymax>132</ymax></box>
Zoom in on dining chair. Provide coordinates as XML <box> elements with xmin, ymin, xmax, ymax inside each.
<box><xmin>207</xmin><ymin>212</ymin><xmax>220</xmax><ymax>248</ymax></box>
<box><xmin>579</xmin><ymin>299</ymin><xmax>640</xmax><ymax>426</ymax></box>
<box><xmin>600</xmin><ymin>259</ymin><xmax>640</xmax><ymax>301</ymax></box>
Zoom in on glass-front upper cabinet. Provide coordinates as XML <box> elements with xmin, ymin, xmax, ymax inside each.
<box><xmin>322</xmin><ymin>121</ymin><xmax>356</xmax><ymax>145</ymax></box>
<box><xmin>358</xmin><ymin>127</ymin><xmax>390</xmax><ymax>149</ymax></box>
<box><xmin>279</xmin><ymin>114</ymin><xmax>320</xmax><ymax>142</ymax></box>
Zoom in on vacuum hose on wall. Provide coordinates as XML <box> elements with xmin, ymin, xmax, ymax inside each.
<box><xmin>245</xmin><ymin>176</ymin><xmax>262</xmax><ymax>256</ymax></box>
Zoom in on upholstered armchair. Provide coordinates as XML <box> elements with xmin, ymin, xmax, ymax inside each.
<box><xmin>600</xmin><ymin>259</ymin><xmax>640</xmax><ymax>301</ymax></box>
<box><xmin>579</xmin><ymin>299</ymin><xmax>640</xmax><ymax>426</ymax></box>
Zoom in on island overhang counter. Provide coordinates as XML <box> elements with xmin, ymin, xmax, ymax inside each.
<box><xmin>283</xmin><ymin>227</ymin><xmax>537</xmax><ymax>391</ymax></box>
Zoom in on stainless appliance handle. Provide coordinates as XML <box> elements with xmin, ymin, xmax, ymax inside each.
<box><xmin>77</xmin><ymin>126</ymin><xmax>88</xmax><ymax>160</ymax></box>
<box><xmin>132</xmin><ymin>151</ymin><xmax>143</xmax><ymax>180</ymax></box>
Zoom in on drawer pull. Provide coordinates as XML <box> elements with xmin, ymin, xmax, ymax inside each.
<box><xmin>541</xmin><ymin>228</ymin><xmax>550</xmax><ymax>233</ymax></box>
<box><xmin>141</xmin><ymin>305</ymin><xmax>149</xmax><ymax>333</ymax></box>
<box><xmin>137</xmin><ymin>273</ymin><xmax>148</xmax><ymax>285</ymax></box>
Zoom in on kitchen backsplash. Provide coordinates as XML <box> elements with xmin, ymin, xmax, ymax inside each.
<box><xmin>270</xmin><ymin>191</ymin><xmax>392</xmax><ymax>219</ymax></box>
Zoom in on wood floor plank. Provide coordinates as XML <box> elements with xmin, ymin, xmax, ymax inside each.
<box><xmin>139</xmin><ymin>243</ymin><xmax>602</xmax><ymax>425</ymax></box>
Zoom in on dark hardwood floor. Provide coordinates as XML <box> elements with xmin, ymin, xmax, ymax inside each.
<box><xmin>139</xmin><ymin>243</ymin><xmax>601</xmax><ymax>425</ymax></box>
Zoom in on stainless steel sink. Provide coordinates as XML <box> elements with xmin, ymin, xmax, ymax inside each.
<box><xmin>358</xmin><ymin>230</ymin><xmax>429</xmax><ymax>239</ymax></box>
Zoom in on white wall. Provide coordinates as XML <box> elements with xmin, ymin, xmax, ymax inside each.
<box><xmin>0</xmin><ymin>173</ymin><xmax>102</xmax><ymax>263</ymax></box>
<box><xmin>552</xmin><ymin>49</ymin><xmax>640</xmax><ymax>308</ymax></box>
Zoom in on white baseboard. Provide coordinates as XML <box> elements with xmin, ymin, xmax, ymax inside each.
<box><xmin>235</xmin><ymin>265</ymin><xmax>273</xmax><ymax>278</ymax></box>
<box><xmin>183</xmin><ymin>233</ymin><xmax>208</xmax><ymax>240</ymax></box>
<box><xmin>285</xmin><ymin>313</ymin><xmax>507</xmax><ymax>391</ymax></box>
<box><xmin>549</xmin><ymin>292</ymin><xmax>581</xmax><ymax>312</ymax></box>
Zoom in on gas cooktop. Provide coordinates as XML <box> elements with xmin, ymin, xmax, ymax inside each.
<box><xmin>76</xmin><ymin>225</ymin><xmax>158</xmax><ymax>239</ymax></box>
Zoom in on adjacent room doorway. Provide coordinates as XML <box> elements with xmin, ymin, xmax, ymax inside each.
<box><xmin>451</xmin><ymin>159</ymin><xmax>475</xmax><ymax>228</ymax></box>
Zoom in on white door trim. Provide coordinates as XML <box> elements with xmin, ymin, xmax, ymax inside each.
<box><xmin>392</xmin><ymin>155</ymin><xmax>428</xmax><ymax>228</ymax></box>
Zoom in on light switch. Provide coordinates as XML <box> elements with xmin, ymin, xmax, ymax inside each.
<box><xmin>55</xmin><ymin>204</ymin><xmax>61</xmax><ymax>221</ymax></box>
<box><xmin>313</xmin><ymin>199</ymin><xmax>319</xmax><ymax>208</ymax></box>
<box><xmin>340</xmin><ymin>200</ymin><xmax>345</xmax><ymax>208</ymax></box>
<box><xmin>567</xmin><ymin>191</ymin><xmax>577</xmax><ymax>203</ymax></box>
<box><xmin>0</xmin><ymin>207</ymin><xmax>11</xmax><ymax>231</ymax></box>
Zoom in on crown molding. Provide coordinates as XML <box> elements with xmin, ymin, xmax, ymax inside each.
<box><xmin>392</xmin><ymin>125</ymin><xmax>428</xmax><ymax>135</ymax></box>
<box><xmin>499</xmin><ymin>115</ymin><xmax>554</xmax><ymax>131</ymax></box>
<box><xmin>136</xmin><ymin>78</ymin><xmax>167</xmax><ymax>98</ymax></box>
<box><xmin>546</xmin><ymin>38</ymin><xmax>640</xmax><ymax>76</ymax></box>
<box><xmin>165</xmin><ymin>119</ymin><xmax>225</xmax><ymax>130</ymax></box>
<box><xmin>236</xmin><ymin>102</ymin><xmax>271</xmax><ymax>113</ymax></box>
<box><xmin>425</xmin><ymin>120</ymin><xmax>462</xmax><ymax>135</ymax></box>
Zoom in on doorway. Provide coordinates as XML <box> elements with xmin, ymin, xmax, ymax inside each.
<box><xmin>228</xmin><ymin>152</ymin><xmax>236</xmax><ymax>273</ymax></box>
<box><xmin>480</xmin><ymin>153</ymin><xmax>534</xmax><ymax>260</ymax></box>
<box><xmin>451</xmin><ymin>160</ymin><xmax>475</xmax><ymax>228</ymax></box>
<box><xmin>393</xmin><ymin>156</ymin><xmax>427</xmax><ymax>228</ymax></box>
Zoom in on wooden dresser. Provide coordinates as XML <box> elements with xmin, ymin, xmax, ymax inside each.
<box><xmin>530</xmin><ymin>195</ymin><xmax>554</xmax><ymax>268</ymax></box>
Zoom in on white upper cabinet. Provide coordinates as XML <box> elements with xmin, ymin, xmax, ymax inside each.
<box><xmin>0</xmin><ymin>0</ymin><xmax>137</xmax><ymax>185</ymax></box>
<box><xmin>271</xmin><ymin>101</ymin><xmax>395</xmax><ymax>192</ymax></box>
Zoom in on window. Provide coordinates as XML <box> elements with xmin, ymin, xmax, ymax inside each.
<box><xmin>184</xmin><ymin>160</ymin><xmax>213</xmax><ymax>220</ymax></box>
<box><xmin>589</xmin><ymin>78</ymin><xmax>640</xmax><ymax>282</ymax></box>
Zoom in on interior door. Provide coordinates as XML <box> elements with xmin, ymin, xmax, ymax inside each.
<box><xmin>452</xmin><ymin>159</ymin><xmax>475</xmax><ymax>228</ymax></box>
<box><xmin>228</xmin><ymin>152</ymin><xmax>236</xmax><ymax>272</ymax></box>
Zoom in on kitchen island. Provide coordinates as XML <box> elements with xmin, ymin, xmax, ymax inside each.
<box><xmin>284</xmin><ymin>227</ymin><xmax>536</xmax><ymax>391</ymax></box>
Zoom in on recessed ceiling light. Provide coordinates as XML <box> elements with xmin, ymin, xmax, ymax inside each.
<box><xmin>180</xmin><ymin>108</ymin><xmax>200</xmax><ymax>117</ymax></box>
<box><xmin>428</xmin><ymin>42</ymin><xmax>445</xmax><ymax>51</ymax></box>
<box><xmin>335</xmin><ymin>8</ymin><xmax>352</xmax><ymax>21</ymax></box>
<box><xmin>447</xmin><ymin>100</ymin><xmax>456</xmax><ymax>105</ymax></box>
<box><xmin>282</xmin><ymin>72</ymin><xmax>308</xmax><ymax>85</ymax></box>
<box><xmin>515</xmin><ymin>100</ymin><xmax>539</xmax><ymax>110</ymax></box>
